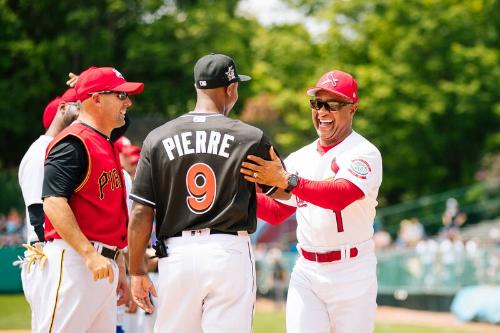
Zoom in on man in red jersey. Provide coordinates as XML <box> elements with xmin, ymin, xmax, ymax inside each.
<box><xmin>22</xmin><ymin>66</ymin><xmax>144</xmax><ymax>332</ymax></box>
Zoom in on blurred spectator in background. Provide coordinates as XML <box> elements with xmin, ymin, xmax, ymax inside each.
<box><xmin>121</xmin><ymin>145</ymin><xmax>140</xmax><ymax>178</ymax></box>
<box><xmin>114</xmin><ymin>136</ymin><xmax>141</xmax><ymax>179</ymax></box>
<box><xmin>440</xmin><ymin>198</ymin><xmax>467</xmax><ymax>239</ymax></box>
<box><xmin>254</xmin><ymin>243</ymin><xmax>269</xmax><ymax>296</ymax></box>
<box><xmin>396</xmin><ymin>218</ymin><xmax>425</xmax><ymax>247</ymax></box>
<box><xmin>6</xmin><ymin>209</ymin><xmax>22</xmax><ymax>233</ymax></box>
<box><xmin>267</xmin><ymin>247</ymin><xmax>288</xmax><ymax>309</ymax></box>
<box><xmin>372</xmin><ymin>216</ymin><xmax>391</xmax><ymax>250</ymax></box>
<box><xmin>0</xmin><ymin>213</ymin><xmax>6</xmax><ymax>232</ymax></box>
<box><xmin>489</xmin><ymin>227</ymin><xmax>500</xmax><ymax>247</ymax></box>
<box><xmin>0</xmin><ymin>209</ymin><xmax>24</xmax><ymax>246</ymax></box>
<box><xmin>373</xmin><ymin>228</ymin><xmax>392</xmax><ymax>251</ymax></box>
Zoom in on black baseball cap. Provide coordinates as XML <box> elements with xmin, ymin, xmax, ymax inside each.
<box><xmin>194</xmin><ymin>53</ymin><xmax>251</xmax><ymax>89</ymax></box>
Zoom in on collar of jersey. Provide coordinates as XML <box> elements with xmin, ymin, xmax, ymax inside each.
<box><xmin>183</xmin><ymin>112</ymin><xmax>224</xmax><ymax>117</ymax></box>
<box><xmin>75</xmin><ymin>121</ymin><xmax>110</xmax><ymax>140</ymax></box>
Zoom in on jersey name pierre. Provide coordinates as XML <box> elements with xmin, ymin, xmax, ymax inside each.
<box><xmin>162</xmin><ymin>130</ymin><xmax>234</xmax><ymax>161</ymax></box>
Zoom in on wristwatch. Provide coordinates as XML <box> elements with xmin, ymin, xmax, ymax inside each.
<box><xmin>285</xmin><ymin>173</ymin><xmax>299</xmax><ymax>193</ymax></box>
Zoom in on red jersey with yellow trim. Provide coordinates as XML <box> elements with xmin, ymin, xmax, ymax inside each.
<box><xmin>44</xmin><ymin>123</ymin><xmax>128</xmax><ymax>248</ymax></box>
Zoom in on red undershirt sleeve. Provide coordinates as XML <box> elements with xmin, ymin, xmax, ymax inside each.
<box><xmin>291</xmin><ymin>178</ymin><xmax>364</xmax><ymax>211</ymax></box>
<box><xmin>256</xmin><ymin>193</ymin><xmax>296</xmax><ymax>225</ymax></box>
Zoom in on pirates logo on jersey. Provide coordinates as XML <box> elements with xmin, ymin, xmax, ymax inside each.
<box><xmin>349</xmin><ymin>159</ymin><xmax>371</xmax><ymax>179</ymax></box>
<box><xmin>98</xmin><ymin>168</ymin><xmax>122</xmax><ymax>200</ymax></box>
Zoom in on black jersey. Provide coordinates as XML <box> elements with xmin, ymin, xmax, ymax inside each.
<box><xmin>131</xmin><ymin>112</ymin><xmax>276</xmax><ymax>239</ymax></box>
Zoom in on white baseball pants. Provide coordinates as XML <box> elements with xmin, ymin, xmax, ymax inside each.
<box><xmin>286</xmin><ymin>240</ymin><xmax>378</xmax><ymax>333</ymax></box>
<box><xmin>155</xmin><ymin>230</ymin><xmax>256</xmax><ymax>333</ymax></box>
<box><xmin>21</xmin><ymin>240</ymin><xmax>118</xmax><ymax>333</ymax></box>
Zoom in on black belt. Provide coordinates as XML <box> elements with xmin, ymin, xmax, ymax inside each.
<box><xmin>91</xmin><ymin>242</ymin><xmax>119</xmax><ymax>261</ymax></box>
<box><xmin>172</xmin><ymin>229</ymin><xmax>238</xmax><ymax>237</ymax></box>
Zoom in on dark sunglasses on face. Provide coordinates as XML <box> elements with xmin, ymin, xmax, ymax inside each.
<box><xmin>91</xmin><ymin>91</ymin><xmax>129</xmax><ymax>101</ymax></box>
<box><xmin>309</xmin><ymin>99</ymin><xmax>352</xmax><ymax>112</ymax></box>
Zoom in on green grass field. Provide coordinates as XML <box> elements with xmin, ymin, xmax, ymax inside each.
<box><xmin>255</xmin><ymin>314</ymin><xmax>485</xmax><ymax>333</ymax></box>
<box><xmin>0</xmin><ymin>294</ymin><xmax>485</xmax><ymax>333</ymax></box>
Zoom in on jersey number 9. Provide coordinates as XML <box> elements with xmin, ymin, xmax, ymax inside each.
<box><xmin>186</xmin><ymin>163</ymin><xmax>216</xmax><ymax>214</ymax></box>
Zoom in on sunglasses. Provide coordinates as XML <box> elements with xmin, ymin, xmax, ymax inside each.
<box><xmin>92</xmin><ymin>91</ymin><xmax>129</xmax><ymax>101</ymax></box>
<box><xmin>309</xmin><ymin>99</ymin><xmax>352</xmax><ymax>112</ymax></box>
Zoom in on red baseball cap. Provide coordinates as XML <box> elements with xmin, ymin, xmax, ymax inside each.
<box><xmin>114</xmin><ymin>136</ymin><xmax>132</xmax><ymax>153</ymax></box>
<box><xmin>42</xmin><ymin>97</ymin><xmax>62</xmax><ymax>129</ymax></box>
<box><xmin>75</xmin><ymin>66</ymin><xmax>144</xmax><ymax>102</ymax></box>
<box><xmin>307</xmin><ymin>70</ymin><xmax>358</xmax><ymax>103</ymax></box>
<box><xmin>60</xmin><ymin>88</ymin><xmax>79</xmax><ymax>103</ymax></box>
<box><xmin>122</xmin><ymin>145</ymin><xmax>141</xmax><ymax>165</ymax></box>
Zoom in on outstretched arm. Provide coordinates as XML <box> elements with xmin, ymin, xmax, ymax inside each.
<box><xmin>256</xmin><ymin>193</ymin><xmax>296</xmax><ymax>225</ymax></box>
<box><xmin>128</xmin><ymin>201</ymin><xmax>157</xmax><ymax>313</ymax></box>
<box><xmin>242</xmin><ymin>147</ymin><xmax>364</xmax><ymax>211</ymax></box>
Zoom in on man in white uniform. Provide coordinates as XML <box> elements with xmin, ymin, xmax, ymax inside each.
<box><xmin>18</xmin><ymin>88</ymin><xmax>80</xmax><ymax>243</ymax></box>
<box><xmin>241</xmin><ymin>69</ymin><xmax>382</xmax><ymax>333</ymax></box>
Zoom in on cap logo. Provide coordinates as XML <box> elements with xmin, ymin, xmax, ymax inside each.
<box><xmin>225</xmin><ymin>66</ymin><xmax>236</xmax><ymax>81</ymax></box>
<box><xmin>320</xmin><ymin>73</ymin><xmax>339</xmax><ymax>87</ymax></box>
<box><xmin>199</xmin><ymin>81</ymin><xmax>207</xmax><ymax>86</ymax></box>
<box><xmin>112</xmin><ymin>68</ymin><xmax>124</xmax><ymax>79</ymax></box>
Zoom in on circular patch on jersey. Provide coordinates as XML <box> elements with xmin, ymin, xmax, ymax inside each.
<box><xmin>350</xmin><ymin>159</ymin><xmax>371</xmax><ymax>179</ymax></box>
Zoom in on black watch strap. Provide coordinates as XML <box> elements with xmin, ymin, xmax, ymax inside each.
<box><xmin>285</xmin><ymin>174</ymin><xmax>299</xmax><ymax>193</ymax></box>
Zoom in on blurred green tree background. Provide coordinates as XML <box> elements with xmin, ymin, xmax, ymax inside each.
<box><xmin>0</xmin><ymin>0</ymin><xmax>498</xmax><ymax>226</ymax></box>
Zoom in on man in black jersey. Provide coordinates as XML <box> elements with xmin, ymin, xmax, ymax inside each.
<box><xmin>128</xmin><ymin>53</ymin><xmax>277</xmax><ymax>332</ymax></box>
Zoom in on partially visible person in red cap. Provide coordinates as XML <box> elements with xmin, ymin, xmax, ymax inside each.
<box><xmin>42</xmin><ymin>88</ymin><xmax>81</xmax><ymax>131</ymax></box>
<box><xmin>114</xmin><ymin>135</ymin><xmax>140</xmax><ymax>209</ymax></box>
<box><xmin>240</xmin><ymin>69</ymin><xmax>382</xmax><ymax>333</ymax></box>
<box><xmin>19</xmin><ymin>88</ymin><xmax>80</xmax><ymax>244</ymax></box>
<box><xmin>21</xmin><ymin>67</ymin><xmax>144</xmax><ymax>332</ymax></box>
<box><xmin>18</xmin><ymin>87</ymin><xmax>81</xmax><ymax>333</ymax></box>
<box><xmin>120</xmin><ymin>144</ymin><xmax>140</xmax><ymax>178</ymax></box>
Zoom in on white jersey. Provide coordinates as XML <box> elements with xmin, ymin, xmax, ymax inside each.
<box><xmin>122</xmin><ymin>169</ymin><xmax>133</xmax><ymax>214</ymax></box>
<box><xmin>280</xmin><ymin>131</ymin><xmax>382</xmax><ymax>250</ymax></box>
<box><xmin>18</xmin><ymin>135</ymin><xmax>53</xmax><ymax>243</ymax></box>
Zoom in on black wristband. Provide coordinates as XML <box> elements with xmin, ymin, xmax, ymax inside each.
<box><xmin>285</xmin><ymin>174</ymin><xmax>299</xmax><ymax>193</ymax></box>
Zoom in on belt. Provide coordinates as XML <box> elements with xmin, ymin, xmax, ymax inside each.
<box><xmin>172</xmin><ymin>229</ymin><xmax>238</xmax><ymax>237</ymax></box>
<box><xmin>300</xmin><ymin>247</ymin><xmax>358</xmax><ymax>263</ymax></box>
<box><xmin>91</xmin><ymin>242</ymin><xmax>119</xmax><ymax>261</ymax></box>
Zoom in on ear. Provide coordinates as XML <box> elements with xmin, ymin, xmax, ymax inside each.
<box><xmin>226</xmin><ymin>82</ymin><xmax>237</xmax><ymax>97</ymax></box>
<box><xmin>350</xmin><ymin>104</ymin><xmax>358</xmax><ymax>115</ymax></box>
<box><xmin>91</xmin><ymin>93</ymin><xmax>102</xmax><ymax>106</ymax></box>
<box><xmin>58</xmin><ymin>103</ymin><xmax>66</xmax><ymax>114</ymax></box>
